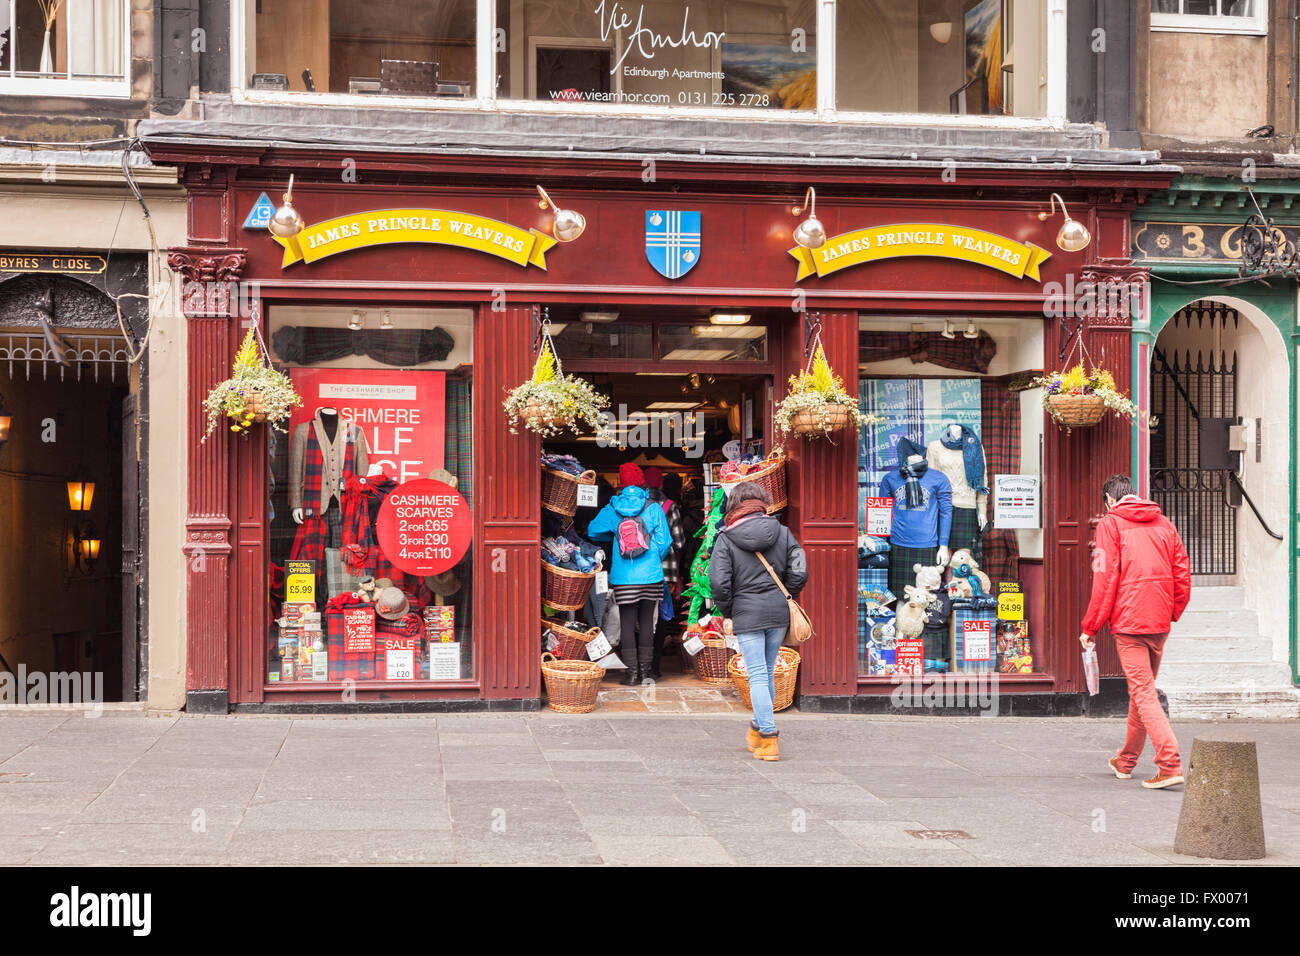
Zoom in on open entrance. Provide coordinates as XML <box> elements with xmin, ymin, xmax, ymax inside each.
<box><xmin>541</xmin><ymin>308</ymin><xmax>776</xmax><ymax>710</ymax></box>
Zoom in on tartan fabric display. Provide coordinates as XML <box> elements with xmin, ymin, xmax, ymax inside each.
<box><xmin>979</xmin><ymin>381</ymin><xmax>1021</xmax><ymax>586</ymax></box>
<box><xmin>888</xmin><ymin>544</ymin><xmax>935</xmax><ymax>606</ymax></box>
<box><xmin>323</xmin><ymin>611</ymin><xmax>422</xmax><ymax>681</ymax></box>
<box><xmin>857</xmin><ymin>567</ymin><xmax>890</xmax><ymax>674</ymax></box>
<box><xmin>290</xmin><ymin>423</ymin><xmax>357</xmax><ymax>561</ymax></box>
<box><xmin>949</xmin><ymin>506</ymin><xmax>982</xmax><ymax>561</ymax></box>
<box><xmin>445</xmin><ymin>377</ymin><xmax>473</xmax><ymax>506</ymax></box>
<box><xmin>951</xmin><ymin>603</ymin><xmax>998</xmax><ymax>672</ymax></box>
<box><xmin>271</xmin><ymin>325</ymin><xmax>454</xmax><ymax>367</ymax></box>
<box><xmin>858</xmin><ymin>331</ymin><xmax>998</xmax><ymax>375</ymax></box>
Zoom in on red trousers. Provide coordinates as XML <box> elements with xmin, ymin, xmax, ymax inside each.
<box><xmin>1113</xmin><ymin>632</ymin><xmax>1182</xmax><ymax>777</ymax></box>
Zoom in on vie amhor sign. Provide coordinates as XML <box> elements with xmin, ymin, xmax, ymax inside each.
<box><xmin>790</xmin><ymin>223</ymin><xmax>1051</xmax><ymax>282</ymax></box>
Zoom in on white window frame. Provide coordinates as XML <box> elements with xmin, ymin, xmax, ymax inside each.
<box><xmin>0</xmin><ymin>0</ymin><xmax>132</xmax><ymax>98</ymax></box>
<box><xmin>229</xmin><ymin>0</ymin><xmax>1067</xmax><ymax>130</ymax></box>
<box><xmin>1151</xmin><ymin>0</ymin><xmax>1268</xmax><ymax>36</ymax></box>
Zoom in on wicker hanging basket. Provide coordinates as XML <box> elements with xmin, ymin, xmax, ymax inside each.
<box><xmin>542</xmin><ymin>617</ymin><xmax>601</xmax><ymax>661</ymax></box>
<box><xmin>541</xmin><ymin>560</ymin><xmax>599</xmax><ymax>611</ymax></box>
<box><xmin>719</xmin><ymin>449</ymin><xmax>787</xmax><ymax>513</ymax></box>
<box><xmin>244</xmin><ymin>390</ymin><xmax>269</xmax><ymax>424</ymax></box>
<box><xmin>728</xmin><ymin>647</ymin><xmax>801</xmax><ymax>713</ymax></box>
<box><xmin>790</xmin><ymin>402</ymin><xmax>855</xmax><ymax>437</ymax></box>
<box><xmin>1047</xmin><ymin>393</ymin><xmax>1107</xmax><ymax>429</ymax></box>
<box><xmin>540</xmin><ymin>652</ymin><xmax>605</xmax><ymax>714</ymax></box>
<box><xmin>521</xmin><ymin>399</ymin><xmax>569</xmax><ymax>430</ymax></box>
<box><xmin>542</xmin><ymin>467</ymin><xmax>596</xmax><ymax>517</ymax></box>
<box><xmin>693</xmin><ymin>634</ymin><xmax>736</xmax><ymax>684</ymax></box>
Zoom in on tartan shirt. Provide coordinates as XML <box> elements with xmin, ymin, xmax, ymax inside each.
<box><xmin>290</xmin><ymin>423</ymin><xmax>358</xmax><ymax>562</ymax></box>
<box><xmin>647</xmin><ymin>490</ymin><xmax>686</xmax><ymax>583</ymax></box>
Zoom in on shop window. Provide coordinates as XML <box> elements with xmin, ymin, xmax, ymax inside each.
<box><xmin>1150</xmin><ymin>0</ymin><xmax>1267</xmax><ymax>36</ymax></box>
<box><xmin>243</xmin><ymin>0</ymin><xmax>475</xmax><ymax>95</ymax></box>
<box><xmin>0</xmin><ymin>0</ymin><xmax>129</xmax><ymax>96</ymax></box>
<box><xmin>265</xmin><ymin>305</ymin><xmax>475</xmax><ymax>686</ymax></box>
<box><xmin>836</xmin><ymin>0</ymin><xmax>1049</xmax><ymax>118</ymax></box>
<box><xmin>856</xmin><ymin>319</ymin><xmax>1044</xmax><ymax>680</ymax></box>
<box><xmin>495</xmin><ymin>0</ymin><xmax>816</xmax><ymax>110</ymax></box>
<box><xmin>551</xmin><ymin>321</ymin><xmax>652</xmax><ymax>360</ymax></box>
<box><xmin>657</xmin><ymin>323</ymin><xmax>768</xmax><ymax>362</ymax></box>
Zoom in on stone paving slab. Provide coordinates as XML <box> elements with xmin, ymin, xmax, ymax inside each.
<box><xmin>0</xmin><ymin>711</ymin><xmax>1296</xmax><ymax>865</ymax></box>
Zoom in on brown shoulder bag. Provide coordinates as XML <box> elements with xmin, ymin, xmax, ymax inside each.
<box><xmin>755</xmin><ymin>551</ymin><xmax>814</xmax><ymax>647</ymax></box>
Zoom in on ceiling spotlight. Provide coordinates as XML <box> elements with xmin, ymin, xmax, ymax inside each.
<box><xmin>268</xmin><ymin>173</ymin><xmax>306</xmax><ymax>238</ymax></box>
<box><xmin>579</xmin><ymin>310</ymin><xmax>619</xmax><ymax>323</ymax></box>
<box><xmin>380</xmin><ymin>310</ymin><xmax>393</xmax><ymax>330</ymax></box>
<box><xmin>536</xmin><ymin>185</ymin><xmax>586</xmax><ymax>242</ymax></box>
<box><xmin>792</xmin><ymin>187</ymin><xmax>826</xmax><ymax>249</ymax></box>
<box><xmin>963</xmin><ymin>320</ymin><xmax>979</xmax><ymax>339</ymax></box>
<box><xmin>710</xmin><ymin>312</ymin><xmax>751</xmax><ymax>325</ymax></box>
<box><xmin>348</xmin><ymin>310</ymin><xmax>363</xmax><ymax>331</ymax></box>
<box><xmin>1037</xmin><ymin>192</ymin><xmax>1091</xmax><ymax>252</ymax></box>
<box><xmin>941</xmin><ymin>320</ymin><xmax>956</xmax><ymax>340</ymax></box>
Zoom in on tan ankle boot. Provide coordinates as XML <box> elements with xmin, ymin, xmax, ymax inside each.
<box><xmin>752</xmin><ymin>733</ymin><xmax>779</xmax><ymax>761</ymax></box>
<box><xmin>746</xmin><ymin>725</ymin><xmax>762</xmax><ymax>752</ymax></box>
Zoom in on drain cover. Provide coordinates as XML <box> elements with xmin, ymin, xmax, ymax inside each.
<box><xmin>906</xmin><ymin>829</ymin><xmax>973</xmax><ymax>840</ymax></box>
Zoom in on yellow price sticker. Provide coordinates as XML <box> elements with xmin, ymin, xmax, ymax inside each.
<box><xmin>286</xmin><ymin>574</ymin><xmax>315</xmax><ymax>603</ymax></box>
<box><xmin>998</xmin><ymin>592</ymin><xmax>1024</xmax><ymax>621</ymax></box>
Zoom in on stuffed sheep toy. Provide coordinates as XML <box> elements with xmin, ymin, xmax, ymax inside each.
<box><xmin>896</xmin><ymin>585</ymin><xmax>932</xmax><ymax>639</ymax></box>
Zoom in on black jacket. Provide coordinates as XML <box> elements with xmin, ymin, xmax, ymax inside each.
<box><xmin>708</xmin><ymin>515</ymin><xmax>808</xmax><ymax>634</ymax></box>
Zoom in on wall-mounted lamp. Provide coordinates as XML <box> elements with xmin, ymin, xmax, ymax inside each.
<box><xmin>929</xmin><ymin>22</ymin><xmax>953</xmax><ymax>44</ymax></box>
<box><xmin>536</xmin><ymin>186</ymin><xmax>586</xmax><ymax>242</ymax></box>
<box><xmin>792</xmin><ymin>187</ymin><xmax>826</xmax><ymax>249</ymax></box>
<box><xmin>962</xmin><ymin>320</ymin><xmax>979</xmax><ymax>340</ymax></box>
<box><xmin>941</xmin><ymin>320</ymin><xmax>956</xmax><ymax>340</ymax></box>
<box><xmin>0</xmin><ymin>392</ymin><xmax>11</xmax><ymax>455</ymax></box>
<box><xmin>66</xmin><ymin>480</ymin><xmax>95</xmax><ymax>512</ymax></box>
<box><xmin>70</xmin><ymin>519</ymin><xmax>100</xmax><ymax>575</ymax></box>
<box><xmin>269</xmin><ymin>174</ymin><xmax>306</xmax><ymax>239</ymax></box>
<box><xmin>348</xmin><ymin>309</ymin><xmax>364</xmax><ymax>331</ymax></box>
<box><xmin>380</xmin><ymin>309</ymin><xmax>393</xmax><ymax>330</ymax></box>
<box><xmin>1038</xmin><ymin>193</ymin><xmax>1091</xmax><ymax>252</ymax></box>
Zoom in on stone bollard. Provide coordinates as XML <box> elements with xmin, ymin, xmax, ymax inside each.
<box><xmin>1173</xmin><ymin>734</ymin><xmax>1266</xmax><ymax>860</ymax></box>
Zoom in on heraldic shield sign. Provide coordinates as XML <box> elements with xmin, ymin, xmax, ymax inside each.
<box><xmin>645</xmin><ymin>210</ymin><xmax>701</xmax><ymax>279</ymax></box>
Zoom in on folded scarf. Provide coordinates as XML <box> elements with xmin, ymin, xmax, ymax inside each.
<box><xmin>939</xmin><ymin>424</ymin><xmax>988</xmax><ymax>494</ymax></box>
<box><xmin>897</xmin><ymin>436</ymin><xmax>928</xmax><ymax>509</ymax></box>
<box><xmin>724</xmin><ymin>498</ymin><xmax>768</xmax><ymax>527</ymax></box>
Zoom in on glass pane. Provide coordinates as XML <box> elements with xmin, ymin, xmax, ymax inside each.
<box><xmin>838</xmin><ymin>0</ymin><xmax>1047</xmax><ymax>118</ymax></box>
<box><xmin>551</xmin><ymin>322</ymin><xmax>652</xmax><ymax>360</ymax></box>
<box><xmin>249</xmin><ymin>0</ymin><xmax>475</xmax><ymax>95</ymax></box>
<box><xmin>67</xmin><ymin>0</ymin><xmax>124</xmax><ymax>79</ymax></box>
<box><xmin>657</xmin><ymin>323</ymin><xmax>767</xmax><ymax>362</ymax></box>
<box><xmin>496</xmin><ymin>0</ymin><xmax>816</xmax><ymax>110</ymax></box>
<box><xmin>5</xmin><ymin>0</ymin><xmax>51</xmax><ymax>75</ymax></box>
<box><xmin>1184</xmin><ymin>0</ymin><xmax>1216</xmax><ymax>14</ymax></box>
<box><xmin>1151</xmin><ymin>0</ymin><xmax>1183</xmax><ymax>12</ymax></box>
<box><xmin>264</xmin><ymin>305</ymin><xmax>475</xmax><ymax>685</ymax></box>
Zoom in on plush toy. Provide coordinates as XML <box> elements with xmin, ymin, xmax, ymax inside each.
<box><xmin>896</xmin><ymin>585</ymin><xmax>932</xmax><ymax>639</ymax></box>
<box><xmin>913</xmin><ymin>563</ymin><xmax>944</xmax><ymax>593</ymax></box>
<box><xmin>947</xmin><ymin>548</ymin><xmax>992</xmax><ymax>595</ymax></box>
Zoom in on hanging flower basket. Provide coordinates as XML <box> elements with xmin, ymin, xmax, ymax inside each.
<box><xmin>776</xmin><ymin>340</ymin><xmax>880</xmax><ymax>438</ymax></box>
<box><xmin>1032</xmin><ymin>364</ymin><xmax>1156</xmax><ymax>434</ymax></box>
<box><xmin>202</xmin><ymin>330</ymin><xmax>302</xmax><ymax>441</ymax></box>
<box><xmin>503</xmin><ymin>329</ymin><xmax>608</xmax><ymax>438</ymax></box>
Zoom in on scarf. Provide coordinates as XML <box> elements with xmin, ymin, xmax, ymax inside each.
<box><xmin>897</xmin><ymin>436</ymin><xmax>928</xmax><ymax>509</ymax></box>
<box><xmin>725</xmin><ymin>498</ymin><xmax>767</xmax><ymax>527</ymax></box>
<box><xmin>939</xmin><ymin>424</ymin><xmax>988</xmax><ymax>494</ymax></box>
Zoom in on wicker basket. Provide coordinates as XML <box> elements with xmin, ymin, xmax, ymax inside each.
<box><xmin>542</xmin><ymin>466</ymin><xmax>596</xmax><ymax>517</ymax></box>
<box><xmin>244</xmin><ymin>390</ymin><xmax>269</xmax><ymax>423</ymax></box>
<box><xmin>693</xmin><ymin>635</ymin><xmax>736</xmax><ymax>684</ymax></box>
<box><xmin>522</xmin><ymin>399</ymin><xmax>569</xmax><ymax>430</ymax></box>
<box><xmin>720</xmin><ymin>449</ymin><xmax>787</xmax><ymax>513</ymax></box>
<box><xmin>791</xmin><ymin>403</ymin><xmax>854</xmax><ymax>437</ymax></box>
<box><xmin>542</xmin><ymin>617</ymin><xmax>600</xmax><ymax>661</ymax></box>
<box><xmin>728</xmin><ymin>647</ymin><xmax>801</xmax><ymax>713</ymax></box>
<box><xmin>1047</xmin><ymin>393</ymin><xmax>1107</xmax><ymax>428</ymax></box>
<box><xmin>540</xmin><ymin>652</ymin><xmax>605</xmax><ymax>713</ymax></box>
<box><xmin>541</xmin><ymin>560</ymin><xmax>599</xmax><ymax>611</ymax></box>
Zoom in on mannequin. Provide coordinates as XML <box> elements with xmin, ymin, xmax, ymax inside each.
<box><xmin>927</xmin><ymin>423</ymin><xmax>988</xmax><ymax>557</ymax></box>
<box><xmin>878</xmin><ymin>437</ymin><xmax>953</xmax><ymax>604</ymax></box>
<box><xmin>289</xmin><ymin>407</ymin><xmax>371</xmax><ymax>524</ymax></box>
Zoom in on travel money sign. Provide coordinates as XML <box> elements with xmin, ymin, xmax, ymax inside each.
<box><xmin>790</xmin><ymin>222</ymin><xmax>1051</xmax><ymax>283</ymax></box>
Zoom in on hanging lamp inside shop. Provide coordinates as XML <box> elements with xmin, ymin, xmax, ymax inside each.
<box><xmin>792</xmin><ymin>187</ymin><xmax>826</xmax><ymax>249</ymax></box>
<box><xmin>1038</xmin><ymin>193</ymin><xmax>1091</xmax><ymax>252</ymax></box>
<box><xmin>269</xmin><ymin>174</ymin><xmax>306</xmax><ymax>238</ymax></box>
<box><xmin>536</xmin><ymin>186</ymin><xmax>586</xmax><ymax>242</ymax></box>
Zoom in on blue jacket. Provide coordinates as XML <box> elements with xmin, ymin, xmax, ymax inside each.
<box><xmin>587</xmin><ymin>486</ymin><xmax>670</xmax><ymax>586</ymax></box>
<box><xmin>878</xmin><ymin>467</ymin><xmax>953</xmax><ymax>549</ymax></box>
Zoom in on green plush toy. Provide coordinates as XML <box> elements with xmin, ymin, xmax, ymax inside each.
<box><xmin>683</xmin><ymin>487</ymin><xmax>727</xmax><ymax>624</ymax></box>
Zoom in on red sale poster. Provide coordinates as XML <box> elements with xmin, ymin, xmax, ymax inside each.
<box><xmin>896</xmin><ymin>638</ymin><xmax>923</xmax><ymax>676</ymax></box>
<box><xmin>865</xmin><ymin>497</ymin><xmax>893</xmax><ymax>537</ymax></box>
<box><xmin>961</xmin><ymin>619</ymin><xmax>992</xmax><ymax>662</ymax></box>
<box><xmin>375</xmin><ymin>478</ymin><xmax>473</xmax><ymax>576</ymax></box>
<box><xmin>290</xmin><ymin>369</ymin><xmax>446</xmax><ymax>484</ymax></box>
<box><xmin>342</xmin><ymin>606</ymin><xmax>376</xmax><ymax>653</ymax></box>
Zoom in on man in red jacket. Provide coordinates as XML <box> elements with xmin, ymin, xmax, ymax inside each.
<box><xmin>1080</xmin><ymin>475</ymin><xmax>1192</xmax><ymax>790</ymax></box>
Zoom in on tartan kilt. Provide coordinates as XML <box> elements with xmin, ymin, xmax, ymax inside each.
<box><xmin>888</xmin><ymin>544</ymin><xmax>938</xmax><ymax>603</ymax></box>
<box><xmin>949</xmin><ymin>506</ymin><xmax>983</xmax><ymax>560</ymax></box>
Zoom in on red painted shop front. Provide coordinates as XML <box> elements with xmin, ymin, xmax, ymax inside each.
<box><xmin>149</xmin><ymin>140</ymin><xmax>1172</xmax><ymax>712</ymax></box>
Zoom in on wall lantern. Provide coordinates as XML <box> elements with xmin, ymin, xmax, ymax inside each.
<box><xmin>66</xmin><ymin>480</ymin><xmax>95</xmax><ymax>512</ymax></box>
<box><xmin>791</xmin><ymin>187</ymin><xmax>826</xmax><ymax>249</ymax></box>
<box><xmin>70</xmin><ymin>519</ymin><xmax>100</xmax><ymax>575</ymax></box>
<box><xmin>269</xmin><ymin>174</ymin><xmax>306</xmax><ymax>239</ymax></box>
<box><xmin>1038</xmin><ymin>193</ymin><xmax>1091</xmax><ymax>252</ymax></box>
<box><xmin>0</xmin><ymin>392</ymin><xmax>11</xmax><ymax>454</ymax></box>
<box><xmin>536</xmin><ymin>186</ymin><xmax>586</xmax><ymax>242</ymax></box>
<box><xmin>348</xmin><ymin>309</ymin><xmax>364</xmax><ymax>331</ymax></box>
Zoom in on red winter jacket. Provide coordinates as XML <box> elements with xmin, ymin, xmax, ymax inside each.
<box><xmin>1081</xmin><ymin>497</ymin><xmax>1192</xmax><ymax>638</ymax></box>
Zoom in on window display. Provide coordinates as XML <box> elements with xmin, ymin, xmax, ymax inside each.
<box><xmin>266</xmin><ymin>306</ymin><xmax>474</xmax><ymax>685</ymax></box>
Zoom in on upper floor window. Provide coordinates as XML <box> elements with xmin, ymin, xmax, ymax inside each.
<box><xmin>0</xmin><ymin>0</ymin><xmax>130</xmax><ymax>97</ymax></box>
<box><xmin>1151</xmin><ymin>0</ymin><xmax>1267</xmax><ymax>36</ymax></box>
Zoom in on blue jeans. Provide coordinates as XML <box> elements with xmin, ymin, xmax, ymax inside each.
<box><xmin>735</xmin><ymin>627</ymin><xmax>786</xmax><ymax>735</ymax></box>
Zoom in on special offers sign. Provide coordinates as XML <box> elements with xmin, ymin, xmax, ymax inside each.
<box><xmin>790</xmin><ymin>223</ymin><xmax>1051</xmax><ymax>283</ymax></box>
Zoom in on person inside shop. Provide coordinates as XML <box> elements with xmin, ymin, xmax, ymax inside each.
<box><xmin>643</xmin><ymin>467</ymin><xmax>686</xmax><ymax>679</ymax></box>
<box><xmin>708</xmin><ymin>481</ymin><xmax>807</xmax><ymax>762</ymax></box>
<box><xmin>878</xmin><ymin>436</ymin><xmax>954</xmax><ymax>602</ymax></box>
<box><xmin>586</xmin><ymin>462</ymin><xmax>671</xmax><ymax>686</ymax></box>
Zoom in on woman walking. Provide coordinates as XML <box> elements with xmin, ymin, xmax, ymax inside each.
<box><xmin>709</xmin><ymin>482</ymin><xmax>807</xmax><ymax>761</ymax></box>
<box><xmin>587</xmin><ymin>463</ymin><xmax>671</xmax><ymax>685</ymax></box>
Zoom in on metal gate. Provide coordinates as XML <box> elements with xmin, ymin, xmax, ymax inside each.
<box><xmin>1149</xmin><ymin>305</ymin><xmax>1237</xmax><ymax>576</ymax></box>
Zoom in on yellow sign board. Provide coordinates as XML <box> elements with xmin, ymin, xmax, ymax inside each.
<box><xmin>998</xmin><ymin>591</ymin><xmax>1025</xmax><ymax>621</ymax></box>
<box><xmin>790</xmin><ymin>223</ymin><xmax>1050</xmax><ymax>283</ymax></box>
<box><xmin>275</xmin><ymin>208</ymin><xmax>558</xmax><ymax>270</ymax></box>
<box><xmin>285</xmin><ymin>560</ymin><xmax>316</xmax><ymax>604</ymax></box>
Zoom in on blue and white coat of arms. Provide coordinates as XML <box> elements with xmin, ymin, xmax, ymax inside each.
<box><xmin>645</xmin><ymin>210</ymin><xmax>701</xmax><ymax>279</ymax></box>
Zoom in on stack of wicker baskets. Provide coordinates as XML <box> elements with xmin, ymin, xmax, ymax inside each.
<box><xmin>719</xmin><ymin>449</ymin><xmax>787</xmax><ymax>513</ymax></box>
<box><xmin>541</xmin><ymin>560</ymin><xmax>599</xmax><ymax>611</ymax></box>
<box><xmin>540</xmin><ymin>652</ymin><xmax>605</xmax><ymax>713</ymax></box>
<box><xmin>542</xmin><ymin>465</ymin><xmax>597</xmax><ymax>516</ymax></box>
<box><xmin>728</xmin><ymin>647</ymin><xmax>801</xmax><ymax>712</ymax></box>
<box><xmin>542</xmin><ymin>617</ymin><xmax>600</xmax><ymax>661</ymax></box>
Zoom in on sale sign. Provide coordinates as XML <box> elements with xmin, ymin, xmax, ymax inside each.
<box><xmin>385</xmin><ymin>636</ymin><xmax>418</xmax><ymax>680</ymax></box>
<box><xmin>961</xmin><ymin>619</ymin><xmax>992</xmax><ymax>662</ymax></box>
<box><xmin>865</xmin><ymin>497</ymin><xmax>893</xmax><ymax>537</ymax></box>
<box><xmin>375</xmin><ymin>478</ymin><xmax>473</xmax><ymax>575</ymax></box>
<box><xmin>896</xmin><ymin>638</ymin><xmax>924</xmax><ymax>677</ymax></box>
<box><xmin>342</xmin><ymin>606</ymin><xmax>376</xmax><ymax>653</ymax></box>
<box><xmin>285</xmin><ymin>560</ymin><xmax>316</xmax><ymax>604</ymax></box>
<box><xmin>290</xmin><ymin>369</ymin><xmax>446</xmax><ymax>484</ymax></box>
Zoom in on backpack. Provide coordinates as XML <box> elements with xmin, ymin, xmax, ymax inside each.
<box><xmin>616</xmin><ymin>507</ymin><xmax>652</xmax><ymax>559</ymax></box>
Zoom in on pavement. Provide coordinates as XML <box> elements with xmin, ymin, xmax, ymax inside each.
<box><xmin>0</xmin><ymin>709</ymin><xmax>1297</xmax><ymax>866</ymax></box>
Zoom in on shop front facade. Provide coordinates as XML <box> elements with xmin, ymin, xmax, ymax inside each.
<box><xmin>144</xmin><ymin>134</ymin><xmax>1171</xmax><ymax>714</ymax></box>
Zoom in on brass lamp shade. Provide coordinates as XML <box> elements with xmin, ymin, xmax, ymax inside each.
<box><xmin>792</xmin><ymin>186</ymin><xmax>826</xmax><ymax>249</ymax></box>
<box><xmin>269</xmin><ymin>174</ymin><xmax>306</xmax><ymax>238</ymax></box>
<box><xmin>67</xmin><ymin>481</ymin><xmax>94</xmax><ymax>512</ymax></box>
<box><xmin>1056</xmin><ymin>217</ymin><xmax>1092</xmax><ymax>253</ymax></box>
<box><xmin>536</xmin><ymin>185</ymin><xmax>586</xmax><ymax>242</ymax></box>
